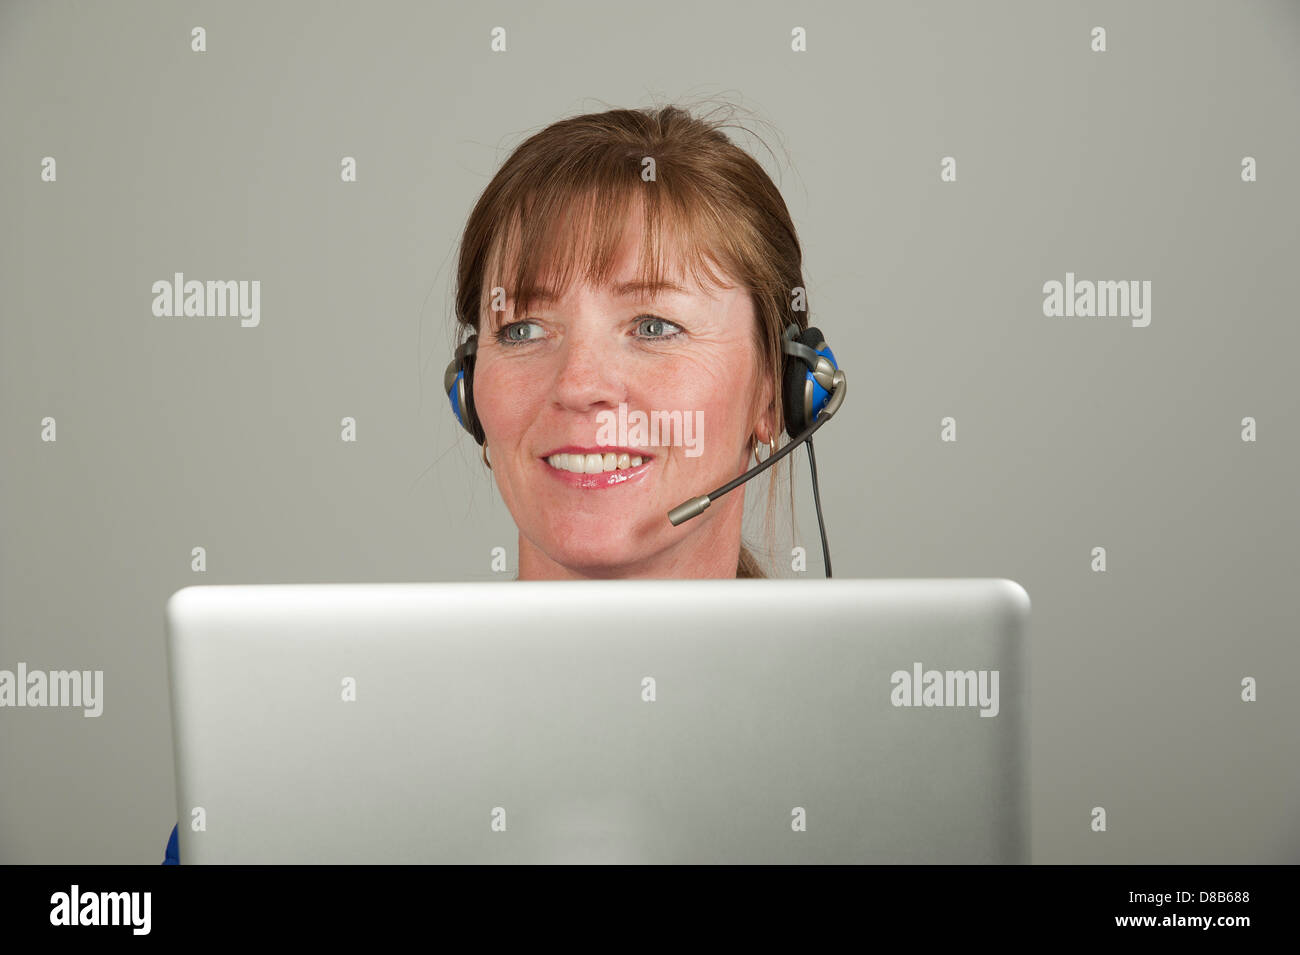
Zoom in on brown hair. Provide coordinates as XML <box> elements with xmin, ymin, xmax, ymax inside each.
<box><xmin>453</xmin><ymin>102</ymin><xmax>810</xmax><ymax>578</ymax></box>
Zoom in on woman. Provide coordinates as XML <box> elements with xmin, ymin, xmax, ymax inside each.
<box><xmin>163</xmin><ymin>102</ymin><xmax>815</xmax><ymax>862</ymax></box>
<box><xmin>449</xmin><ymin>102</ymin><xmax>814</xmax><ymax>581</ymax></box>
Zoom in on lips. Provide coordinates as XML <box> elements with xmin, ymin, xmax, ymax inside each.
<box><xmin>539</xmin><ymin>450</ymin><xmax>654</xmax><ymax>489</ymax></box>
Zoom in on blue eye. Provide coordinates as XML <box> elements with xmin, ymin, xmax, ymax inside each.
<box><xmin>496</xmin><ymin>321</ymin><xmax>544</xmax><ymax>345</ymax></box>
<box><xmin>636</xmin><ymin>315</ymin><xmax>682</xmax><ymax>339</ymax></box>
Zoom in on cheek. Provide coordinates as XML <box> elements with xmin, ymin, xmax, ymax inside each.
<box><xmin>640</xmin><ymin>362</ymin><xmax>751</xmax><ymax>450</ymax></box>
<box><xmin>473</xmin><ymin>360</ymin><xmax>539</xmax><ymax>439</ymax></box>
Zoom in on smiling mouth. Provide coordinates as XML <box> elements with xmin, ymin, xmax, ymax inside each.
<box><xmin>544</xmin><ymin>451</ymin><xmax>647</xmax><ymax>474</ymax></box>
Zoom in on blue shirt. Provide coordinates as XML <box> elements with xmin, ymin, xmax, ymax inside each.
<box><xmin>163</xmin><ymin>823</ymin><xmax>179</xmax><ymax>865</ymax></box>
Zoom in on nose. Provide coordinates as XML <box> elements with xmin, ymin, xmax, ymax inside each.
<box><xmin>551</xmin><ymin>326</ymin><xmax>627</xmax><ymax>413</ymax></box>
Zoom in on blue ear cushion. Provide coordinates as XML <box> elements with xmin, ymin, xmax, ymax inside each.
<box><xmin>448</xmin><ymin>369</ymin><xmax>466</xmax><ymax>426</ymax></box>
<box><xmin>782</xmin><ymin>325</ymin><xmax>834</xmax><ymax>437</ymax></box>
<box><xmin>808</xmin><ymin>342</ymin><xmax>837</xmax><ymax>420</ymax></box>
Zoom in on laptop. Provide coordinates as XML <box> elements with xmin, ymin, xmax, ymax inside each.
<box><xmin>164</xmin><ymin>578</ymin><xmax>1030</xmax><ymax>863</ymax></box>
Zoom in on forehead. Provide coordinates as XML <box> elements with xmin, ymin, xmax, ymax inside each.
<box><xmin>511</xmin><ymin>236</ymin><xmax>730</xmax><ymax>306</ymax></box>
<box><xmin>491</xmin><ymin>194</ymin><xmax>739</xmax><ymax>315</ymax></box>
<box><xmin>514</xmin><ymin>278</ymin><xmax>698</xmax><ymax>305</ymax></box>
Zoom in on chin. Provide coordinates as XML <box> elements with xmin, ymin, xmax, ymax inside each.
<box><xmin>531</xmin><ymin>525</ymin><xmax>654</xmax><ymax>575</ymax></box>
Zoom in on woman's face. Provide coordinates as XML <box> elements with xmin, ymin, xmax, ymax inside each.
<box><xmin>472</xmin><ymin>211</ymin><xmax>771</xmax><ymax>577</ymax></box>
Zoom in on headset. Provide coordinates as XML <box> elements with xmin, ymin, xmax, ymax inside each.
<box><xmin>445</xmin><ymin>322</ymin><xmax>847</xmax><ymax>576</ymax></box>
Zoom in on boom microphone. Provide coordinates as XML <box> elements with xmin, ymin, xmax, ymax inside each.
<box><xmin>667</xmin><ymin>368</ymin><xmax>846</xmax><ymax>575</ymax></box>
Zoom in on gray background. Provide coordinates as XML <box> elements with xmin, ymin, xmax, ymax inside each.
<box><xmin>2</xmin><ymin>0</ymin><xmax>1297</xmax><ymax>863</ymax></box>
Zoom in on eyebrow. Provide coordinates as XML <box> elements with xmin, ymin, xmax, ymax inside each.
<box><xmin>514</xmin><ymin>280</ymin><xmax>691</xmax><ymax>304</ymax></box>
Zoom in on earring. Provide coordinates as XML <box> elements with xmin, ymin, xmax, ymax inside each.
<box><xmin>482</xmin><ymin>442</ymin><xmax>492</xmax><ymax>470</ymax></box>
<box><xmin>752</xmin><ymin>433</ymin><xmax>777</xmax><ymax>461</ymax></box>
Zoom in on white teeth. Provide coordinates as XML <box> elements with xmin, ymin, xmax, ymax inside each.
<box><xmin>545</xmin><ymin>452</ymin><xmax>648</xmax><ymax>474</ymax></box>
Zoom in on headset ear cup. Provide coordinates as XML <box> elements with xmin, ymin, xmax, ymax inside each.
<box><xmin>445</xmin><ymin>336</ymin><xmax>486</xmax><ymax>446</ymax></box>
<box><xmin>460</xmin><ymin>349</ymin><xmax>486</xmax><ymax>446</ymax></box>
<box><xmin>782</xmin><ymin>326</ymin><xmax>827</xmax><ymax>438</ymax></box>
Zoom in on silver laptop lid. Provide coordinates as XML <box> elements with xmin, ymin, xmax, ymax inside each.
<box><xmin>165</xmin><ymin>578</ymin><xmax>1029</xmax><ymax>863</ymax></box>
